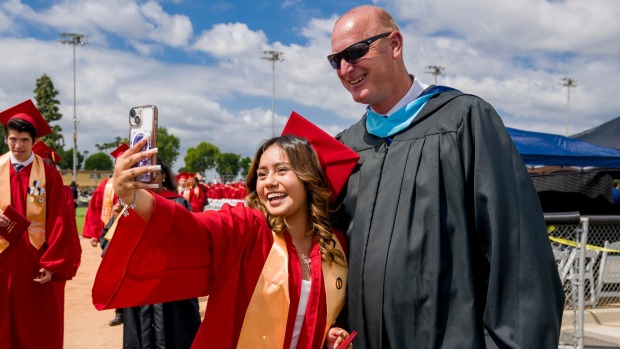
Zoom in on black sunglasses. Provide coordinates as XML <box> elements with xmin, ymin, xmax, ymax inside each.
<box><xmin>327</xmin><ymin>32</ymin><xmax>392</xmax><ymax>70</ymax></box>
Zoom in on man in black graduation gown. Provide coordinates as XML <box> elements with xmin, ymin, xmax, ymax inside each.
<box><xmin>328</xmin><ymin>5</ymin><xmax>564</xmax><ymax>348</ymax></box>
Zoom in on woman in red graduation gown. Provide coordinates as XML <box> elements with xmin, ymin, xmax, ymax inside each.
<box><xmin>93</xmin><ymin>128</ymin><xmax>359</xmax><ymax>348</ymax></box>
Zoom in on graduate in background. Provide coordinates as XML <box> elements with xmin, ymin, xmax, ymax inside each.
<box><xmin>176</xmin><ymin>171</ymin><xmax>188</xmax><ymax>195</ymax></box>
<box><xmin>93</xmin><ymin>112</ymin><xmax>358</xmax><ymax>348</ymax></box>
<box><xmin>119</xmin><ymin>159</ymin><xmax>201</xmax><ymax>349</ymax></box>
<box><xmin>0</xmin><ymin>100</ymin><xmax>75</xmax><ymax>349</ymax></box>
<box><xmin>183</xmin><ymin>173</ymin><xmax>209</xmax><ymax>212</ymax></box>
<box><xmin>82</xmin><ymin>143</ymin><xmax>129</xmax><ymax>248</ymax></box>
<box><xmin>82</xmin><ymin>142</ymin><xmax>129</xmax><ymax>327</ymax></box>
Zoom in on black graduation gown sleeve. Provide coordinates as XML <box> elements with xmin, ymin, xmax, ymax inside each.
<box><xmin>337</xmin><ymin>90</ymin><xmax>564</xmax><ymax>349</ymax></box>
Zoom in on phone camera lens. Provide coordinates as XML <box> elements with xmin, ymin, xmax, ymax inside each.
<box><xmin>130</xmin><ymin>108</ymin><xmax>141</xmax><ymax>125</ymax></box>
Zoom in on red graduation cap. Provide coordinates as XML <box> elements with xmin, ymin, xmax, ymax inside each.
<box><xmin>0</xmin><ymin>99</ymin><xmax>52</xmax><ymax>138</ymax></box>
<box><xmin>32</xmin><ymin>140</ymin><xmax>63</xmax><ymax>164</ymax></box>
<box><xmin>175</xmin><ymin>172</ymin><xmax>189</xmax><ymax>181</ymax></box>
<box><xmin>110</xmin><ymin>143</ymin><xmax>129</xmax><ymax>159</ymax></box>
<box><xmin>281</xmin><ymin>111</ymin><xmax>360</xmax><ymax>202</ymax></box>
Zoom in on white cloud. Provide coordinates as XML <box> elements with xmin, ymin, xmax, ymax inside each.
<box><xmin>0</xmin><ymin>0</ymin><xmax>619</xmax><ymax>174</ymax></box>
<box><xmin>193</xmin><ymin>22</ymin><xmax>267</xmax><ymax>57</ymax></box>
<box><xmin>141</xmin><ymin>1</ymin><xmax>193</xmax><ymax>48</ymax></box>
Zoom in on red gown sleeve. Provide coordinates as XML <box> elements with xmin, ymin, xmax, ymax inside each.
<box><xmin>62</xmin><ymin>186</ymin><xmax>82</xmax><ymax>279</ymax></box>
<box><xmin>92</xmin><ymin>193</ymin><xmax>267</xmax><ymax>310</ymax></box>
<box><xmin>39</xmin><ymin>164</ymin><xmax>76</xmax><ymax>280</ymax></box>
<box><xmin>81</xmin><ymin>179</ymin><xmax>106</xmax><ymax>239</ymax></box>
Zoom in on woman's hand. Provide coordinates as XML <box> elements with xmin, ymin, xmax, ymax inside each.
<box><xmin>112</xmin><ymin>137</ymin><xmax>159</xmax><ymax>220</ymax></box>
<box><xmin>326</xmin><ymin>327</ymin><xmax>353</xmax><ymax>349</ymax></box>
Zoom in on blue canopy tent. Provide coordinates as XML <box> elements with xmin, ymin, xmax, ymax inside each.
<box><xmin>507</xmin><ymin>127</ymin><xmax>620</xmax><ymax>214</ymax></box>
<box><xmin>507</xmin><ymin>127</ymin><xmax>620</xmax><ymax>168</ymax></box>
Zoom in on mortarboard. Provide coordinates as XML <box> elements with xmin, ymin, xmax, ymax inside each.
<box><xmin>0</xmin><ymin>99</ymin><xmax>52</xmax><ymax>138</ymax></box>
<box><xmin>281</xmin><ymin>111</ymin><xmax>360</xmax><ymax>202</ymax></box>
<box><xmin>32</xmin><ymin>140</ymin><xmax>62</xmax><ymax>164</ymax></box>
<box><xmin>110</xmin><ymin>143</ymin><xmax>129</xmax><ymax>159</ymax></box>
<box><xmin>175</xmin><ymin>172</ymin><xmax>189</xmax><ymax>181</ymax></box>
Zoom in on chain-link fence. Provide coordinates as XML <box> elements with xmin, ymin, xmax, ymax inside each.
<box><xmin>546</xmin><ymin>213</ymin><xmax>620</xmax><ymax>348</ymax></box>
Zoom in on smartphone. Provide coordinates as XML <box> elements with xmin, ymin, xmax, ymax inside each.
<box><xmin>129</xmin><ymin>105</ymin><xmax>158</xmax><ymax>183</ymax></box>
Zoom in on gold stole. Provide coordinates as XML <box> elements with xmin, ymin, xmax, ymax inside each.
<box><xmin>101</xmin><ymin>178</ymin><xmax>115</xmax><ymax>224</ymax></box>
<box><xmin>0</xmin><ymin>153</ymin><xmax>47</xmax><ymax>251</ymax></box>
<box><xmin>103</xmin><ymin>207</ymin><xmax>126</xmax><ymax>241</ymax></box>
<box><xmin>236</xmin><ymin>231</ymin><xmax>347</xmax><ymax>348</ymax></box>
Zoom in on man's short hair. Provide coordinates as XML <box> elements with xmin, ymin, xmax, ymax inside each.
<box><xmin>5</xmin><ymin>118</ymin><xmax>37</xmax><ymax>142</ymax></box>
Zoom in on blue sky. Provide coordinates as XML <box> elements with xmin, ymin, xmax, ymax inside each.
<box><xmin>1</xmin><ymin>0</ymin><xmax>619</xmax><ymax>175</ymax></box>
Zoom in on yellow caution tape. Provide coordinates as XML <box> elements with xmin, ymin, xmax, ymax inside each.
<box><xmin>548</xmin><ymin>225</ymin><xmax>620</xmax><ymax>253</ymax></box>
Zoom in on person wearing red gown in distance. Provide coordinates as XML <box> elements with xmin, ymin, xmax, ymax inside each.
<box><xmin>0</xmin><ymin>100</ymin><xmax>74</xmax><ymax>349</ymax></box>
<box><xmin>183</xmin><ymin>173</ymin><xmax>208</xmax><ymax>212</ymax></box>
<box><xmin>93</xmin><ymin>112</ymin><xmax>359</xmax><ymax>348</ymax></box>
<box><xmin>82</xmin><ymin>143</ymin><xmax>129</xmax><ymax>327</ymax></box>
<box><xmin>82</xmin><ymin>143</ymin><xmax>129</xmax><ymax>248</ymax></box>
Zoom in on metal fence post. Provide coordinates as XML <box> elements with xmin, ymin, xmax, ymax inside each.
<box><xmin>576</xmin><ymin>217</ymin><xmax>589</xmax><ymax>349</ymax></box>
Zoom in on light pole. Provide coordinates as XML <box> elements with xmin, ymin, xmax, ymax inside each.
<box><xmin>60</xmin><ymin>33</ymin><xmax>86</xmax><ymax>182</ymax></box>
<box><xmin>261</xmin><ymin>50</ymin><xmax>284</xmax><ymax>137</ymax></box>
<box><xmin>425</xmin><ymin>65</ymin><xmax>445</xmax><ymax>84</ymax></box>
<box><xmin>561</xmin><ymin>77</ymin><xmax>577</xmax><ymax>136</ymax></box>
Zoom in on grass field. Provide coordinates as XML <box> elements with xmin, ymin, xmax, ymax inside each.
<box><xmin>76</xmin><ymin>206</ymin><xmax>86</xmax><ymax>236</ymax></box>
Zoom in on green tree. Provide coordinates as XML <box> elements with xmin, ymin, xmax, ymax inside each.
<box><xmin>184</xmin><ymin>142</ymin><xmax>220</xmax><ymax>175</ymax></box>
<box><xmin>157</xmin><ymin>127</ymin><xmax>180</xmax><ymax>166</ymax></box>
<box><xmin>239</xmin><ymin>156</ymin><xmax>252</xmax><ymax>177</ymax></box>
<box><xmin>33</xmin><ymin>74</ymin><xmax>64</xmax><ymax>154</ymax></box>
<box><xmin>95</xmin><ymin>136</ymin><xmax>127</xmax><ymax>153</ymax></box>
<box><xmin>216</xmin><ymin>152</ymin><xmax>241</xmax><ymax>178</ymax></box>
<box><xmin>84</xmin><ymin>152</ymin><xmax>113</xmax><ymax>171</ymax></box>
<box><xmin>59</xmin><ymin>148</ymin><xmax>84</xmax><ymax>170</ymax></box>
<box><xmin>0</xmin><ymin>128</ymin><xmax>6</xmax><ymax>154</ymax></box>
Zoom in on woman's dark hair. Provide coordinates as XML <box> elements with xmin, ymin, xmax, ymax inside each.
<box><xmin>245</xmin><ymin>134</ymin><xmax>345</xmax><ymax>266</ymax></box>
<box><xmin>158</xmin><ymin>159</ymin><xmax>177</xmax><ymax>192</ymax></box>
<box><xmin>5</xmin><ymin>118</ymin><xmax>37</xmax><ymax>142</ymax></box>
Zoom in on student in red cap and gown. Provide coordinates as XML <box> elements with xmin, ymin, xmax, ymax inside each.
<box><xmin>0</xmin><ymin>99</ymin><xmax>75</xmax><ymax>349</ymax></box>
<box><xmin>93</xmin><ymin>112</ymin><xmax>359</xmax><ymax>348</ymax></box>
<box><xmin>176</xmin><ymin>172</ymin><xmax>188</xmax><ymax>195</ymax></box>
<box><xmin>82</xmin><ymin>143</ymin><xmax>129</xmax><ymax>248</ymax></box>
<box><xmin>183</xmin><ymin>173</ymin><xmax>209</xmax><ymax>212</ymax></box>
<box><xmin>120</xmin><ymin>159</ymin><xmax>201</xmax><ymax>349</ymax></box>
<box><xmin>82</xmin><ymin>143</ymin><xmax>129</xmax><ymax>326</ymax></box>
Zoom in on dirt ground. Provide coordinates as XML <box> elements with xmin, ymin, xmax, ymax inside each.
<box><xmin>64</xmin><ymin>238</ymin><xmax>208</xmax><ymax>348</ymax></box>
<box><xmin>64</xmin><ymin>238</ymin><xmax>123</xmax><ymax>348</ymax></box>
